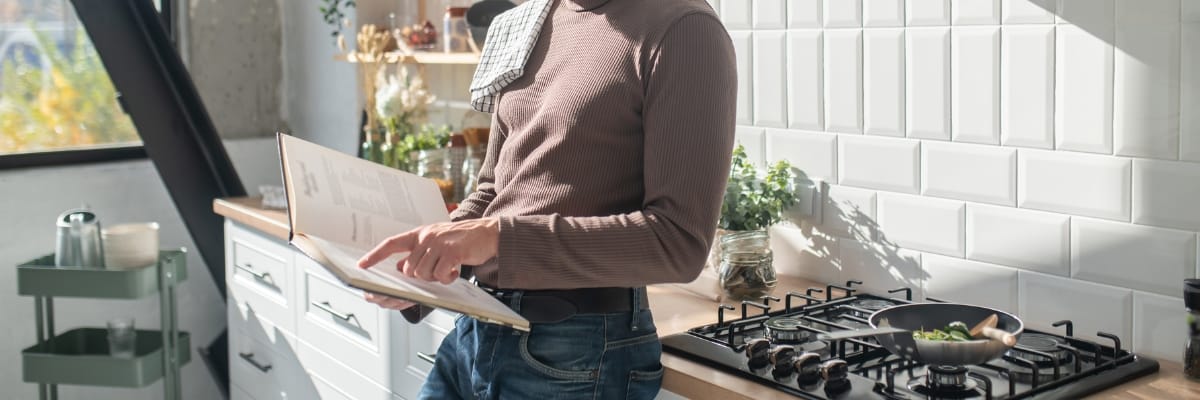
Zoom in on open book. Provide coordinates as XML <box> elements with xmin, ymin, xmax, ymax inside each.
<box><xmin>277</xmin><ymin>133</ymin><xmax>530</xmax><ymax>331</ymax></box>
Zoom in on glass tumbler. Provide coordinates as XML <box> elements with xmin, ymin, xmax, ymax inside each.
<box><xmin>107</xmin><ymin>317</ymin><xmax>136</xmax><ymax>358</ymax></box>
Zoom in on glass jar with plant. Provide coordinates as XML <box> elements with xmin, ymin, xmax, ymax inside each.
<box><xmin>712</xmin><ymin>144</ymin><xmax>798</xmax><ymax>301</ymax></box>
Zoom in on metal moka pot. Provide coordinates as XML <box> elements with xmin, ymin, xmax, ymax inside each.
<box><xmin>55</xmin><ymin>208</ymin><xmax>104</xmax><ymax>267</ymax></box>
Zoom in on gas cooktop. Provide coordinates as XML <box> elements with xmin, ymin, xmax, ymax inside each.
<box><xmin>661</xmin><ymin>280</ymin><xmax>1159</xmax><ymax>399</ymax></box>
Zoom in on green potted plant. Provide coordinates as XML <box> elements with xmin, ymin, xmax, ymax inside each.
<box><xmin>711</xmin><ymin>144</ymin><xmax>799</xmax><ymax>300</ymax></box>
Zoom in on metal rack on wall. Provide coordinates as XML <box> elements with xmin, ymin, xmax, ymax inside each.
<box><xmin>16</xmin><ymin>250</ymin><xmax>190</xmax><ymax>400</ymax></box>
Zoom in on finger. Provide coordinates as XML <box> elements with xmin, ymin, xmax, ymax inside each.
<box><xmin>433</xmin><ymin>256</ymin><xmax>461</xmax><ymax>284</ymax></box>
<box><xmin>414</xmin><ymin>248</ymin><xmax>441</xmax><ymax>281</ymax></box>
<box><xmin>358</xmin><ymin>231</ymin><xmax>417</xmax><ymax>268</ymax></box>
<box><xmin>403</xmin><ymin>242</ymin><xmax>430</xmax><ymax>278</ymax></box>
<box><xmin>381</xmin><ymin>298</ymin><xmax>415</xmax><ymax>310</ymax></box>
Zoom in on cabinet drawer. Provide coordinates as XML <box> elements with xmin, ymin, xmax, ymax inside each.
<box><xmin>297</xmin><ymin>256</ymin><xmax>390</xmax><ymax>384</ymax></box>
<box><xmin>229</xmin><ymin>327</ymin><xmax>316</xmax><ymax>400</ymax></box>
<box><xmin>405</xmin><ymin>310</ymin><xmax>456</xmax><ymax>378</ymax></box>
<box><xmin>300</xmin><ymin>340</ymin><xmax>404</xmax><ymax>400</ymax></box>
<box><xmin>231</xmin><ymin>383</ymin><xmax>255</xmax><ymax>400</ymax></box>
<box><xmin>226</xmin><ymin>221</ymin><xmax>295</xmax><ymax>332</ymax></box>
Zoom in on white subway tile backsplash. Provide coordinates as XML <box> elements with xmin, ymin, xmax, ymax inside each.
<box><xmin>787</xmin><ymin>30</ymin><xmax>824</xmax><ymax>130</ymax></box>
<box><xmin>906</xmin><ymin>0</ymin><xmax>950</xmax><ymax>26</ymax></box>
<box><xmin>824</xmin><ymin>0</ymin><xmax>863</xmax><ymax>28</ymax></box>
<box><xmin>1182</xmin><ymin>22</ymin><xmax>1200</xmax><ymax>162</ymax></box>
<box><xmin>1002</xmin><ymin>26</ymin><xmax>1055</xmax><ymax>149</ymax></box>
<box><xmin>1133</xmin><ymin>159</ymin><xmax>1200</xmax><ymax>231</ymax></box>
<box><xmin>1055</xmin><ymin>23</ymin><xmax>1114</xmax><ymax>154</ymax></box>
<box><xmin>1018</xmin><ymin>149</ymin><xmax>1131</xmax><ymax>221</ymax></box>
<box><xmin>966</xmin><ymin>204</ymin><xmax>1070</xmax><ymax>275</ymax></box>
<box><xmin>952</xmin><ymin>0</ymin><xmax>1000</xmax><ymax>25</ymax></box>
<box><xmin>864</xmin><ymin>0</ymin><xmax>904</xmax><ymax>27</ymax></box>
<box><xmin>1113</xmin><ymin>0</ymin><xmax>1181</xmax><ymax>160</ymax></box>
<box><xmin>864</xmin><ymin>29</ymin><xmax>905</xmax><ymax>136</ymax></box>
<box><xmin>753</xmin><ymin>0</ymin><xmax>787</xmax><ymax>29</ymax></box>
<box><xmin>1073</xmin><ymin>217</ymin><xmax>1197</xmax><ymax>297</ymax></box>
<box><xmin>1019</xmin><ymin>271</ymin><xmax>1133</xmax><ymax>342</ymax></box>
<box><xmin>906</xmin><ymin>28</ymin><xmax>951</xmax><ymax>140</ymax></box>
<box><xmin>789</xmin><ymin>0</ymin><xmax>823</xmax><ymax>28</ymax></box>
<box><xmin>1002</xmin><ymin>0</ymin><xmax>1055</xmax><ymax>24</ymax></box>
<box><xmin>877</xmin><ymin>193</ymin><xmax>965</xmax><ymax>257</ymax></box>
<box><xmin>731</xmin><ymin>32</ymin><xmax>753</xmax><ymax>126</ymax></box>
<box><xmin>824</xmin><ymin>30</ymin><xmax>864</xmax><ymax>133</ymax></box>
<box><xmin>839</xmin><ymin>135</ymin><xmax>921</xmax><ymax>193</ymax></box>
<box><xmin>735</xmin><ymin>126</ymin><xmax>766</xmax><ymax>168</ymax></box>
<box><xmin>766</xmin><ymin>129</ymin><xmax>837</xmax><ymax>181</ymax></box>
<box><xmin>951</xmin><ymin>27</ymin><xmax>1001</xmax><ymax>145</ymax></box>
<box><xmin>922</xmin><ymin>141</ymin><xmax>1016</xmax><ymax>205</ymax></box>
<box><xmin>722</xmin><ymin>0</ymin><xmax>753</xmax><ymax>29</ymax></box>
<box><xmin>753</xmin><ymin>32</ymin><xmax>788</xmax><ymax>128</ymax></box>
<box><xmin>822</xmin><ymin>185</ymin><xmax>878</xmax><ymax>240</ymax></box>
<box><xmin>923</xmin><ymin>254</ymin><xmax>1019</xmax><ymax>312</ymax></box>
<box><xmin>1133</xmin><ymin>292</ymin><xmax>1186</xmax><ymax>363</ymax></box>
<box><xmin>1057</xmin><ymin>0</ymin><xmax>1113</xmax><ymax>26</ymax></box>
<box><xmin>839</xmin><ymin>240</ymin><xmax>923</xmax><ymax>299</ymax></box>
<box><xmin>771</xmin><ymin>224</ymin><xmax>842</xmax><ymax>283</ymax></box>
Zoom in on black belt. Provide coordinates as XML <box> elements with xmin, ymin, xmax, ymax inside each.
<box><xmin>480</xmin><ymin>285</ymin><xmax>649</xmax><ymax>323</ymax></box>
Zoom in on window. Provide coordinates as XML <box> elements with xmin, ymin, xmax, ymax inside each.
<box><xmin>0</xmin><ymin>0</ymin><xmax>163</xmax><ymax>167</ymax></box>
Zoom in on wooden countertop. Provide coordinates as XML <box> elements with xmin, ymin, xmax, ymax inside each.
<box><xmin>214</xmin><ymin>197</ymin><xmax>1200</xmax><ymax>399</ymax></box>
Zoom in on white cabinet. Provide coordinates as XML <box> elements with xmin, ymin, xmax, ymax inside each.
<box><xmin>225</xmin><ymin>220</ymin><xmax>432</xmax><ymax>400</ymax></box>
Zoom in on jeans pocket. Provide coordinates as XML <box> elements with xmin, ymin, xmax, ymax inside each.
<box><xmin>518</xmin><ymin>332</ymin><xmax>601</xmax><ymax>381</ymax></box>
<box><xmin>625</xmin><ymin>366</ymin><xmax>664</xmax><ymax>400</ymax></box>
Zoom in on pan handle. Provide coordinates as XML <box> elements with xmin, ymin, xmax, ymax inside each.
<box><xmin>817</xmin><ymin>326</ymin><xmax>909</xmax><ymax>341</ymax></box>
<box><xmin>979</xmin><ymin>327</ymin><xmax>1017</xmax><ymax>346</ymax></box>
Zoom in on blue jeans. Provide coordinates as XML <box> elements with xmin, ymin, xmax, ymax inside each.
<box><xmin>418</xmin><ymin>293</ymin><xmax>664</xmax><ymax>399</ymax></box>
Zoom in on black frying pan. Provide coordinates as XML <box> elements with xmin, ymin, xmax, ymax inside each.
<box><xmin>871</xmin><ymin>303</ymin><xmax>1023</xmax><ymax>365</ymax></box>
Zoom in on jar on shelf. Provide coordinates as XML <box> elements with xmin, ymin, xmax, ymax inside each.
<box><xmin>410</xmin><ymin>148</ymin><xmax>455</xmax><ymax>203</ymax></box>
<box><xmin>443</xmin><ymin>7</ymin><xmax>470</xmax><ymax>53</ymax></box>
<box><xmin>717</xmin><ymin>230</ymin><xmax>777</xmax><ymax>301</ymax></box>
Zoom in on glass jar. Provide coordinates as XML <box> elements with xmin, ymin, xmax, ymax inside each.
<box><xmin>410</xmin><ymin>148</ymin><xmax>455</xmax><ymax>203</ymax></box>
<box><xmin>443</xmin><ymin>7</ymin><xmax>470</xmax><ymax>53</ymax></box>
<box><xmin>360</xmin><ymin>128</ymin><xmax>384</xmax><ymax>163</ymax></box>
<box><xmin>1185</xmin><ymin>279</ymin><xmax>1200</xmax><ymax>380</ymax></box>
<box><xmin>717</xmin><ymin>230</ymin><xmax>777</xmax><ymax>301</ymax></box>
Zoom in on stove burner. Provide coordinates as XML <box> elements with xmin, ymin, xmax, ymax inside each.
<box><xmin>764</xmin><ymin>317</ymin><xmax>813</xmax><ymax>344</ymax></box>
<box><xmin>908</xmin><ymin>365</ymin><xmax>982</xmax><ymax>399</ymax></box>
<box><xmin>1004</xmin><ymin>333</ymin><xmax>1072</xmax><ymax>368</ymax></box>
<box><xmin>850</xmin><ymin>299</ymin><xmax>893</xmax><ymax>312</ymax></box>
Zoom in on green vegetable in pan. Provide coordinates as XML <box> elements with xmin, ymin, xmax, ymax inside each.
<box><xmin>912</xmin><ymin>321</ymin><xmax>975</xmax><ymax>342</ymax></box>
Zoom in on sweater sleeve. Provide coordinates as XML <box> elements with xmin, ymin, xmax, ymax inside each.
<box><xmin>496</xmin><ymin>13</ymin><xmax>737</xmax><ymax>290</ymax></box>
<box><xmin>448</xmin><ymin>114</ymin><xmax>504</xmax><ymax>222</ymax></box>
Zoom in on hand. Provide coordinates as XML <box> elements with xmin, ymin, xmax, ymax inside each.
<box><xmin>357</xmin><ymin>218</ymin><xmax>500</xmax><ymax>284</ymax></box>
<box><xmin>364</xmin><ymin>292</ymin><xmax>416</xmax><ymax>311</ymax></box>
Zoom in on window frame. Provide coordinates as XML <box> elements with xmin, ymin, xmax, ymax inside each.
<box><xmin>0</xmin><ymin>0</ymin><xmax>177</xmax><ymax>170</ymax></box>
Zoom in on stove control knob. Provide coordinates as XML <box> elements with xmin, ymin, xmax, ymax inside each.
<box><xmin>744</xmin><ymin>338</ymin><xmax>771</xmax><ymax>370</ymax></box>
<box><xmin>793</xmin><ymin>352</ymin><xmax>822</xmax><ymax>386</ymax></box>
<box><xmin>820</xmin><ymin>360</ymin><xmax>851</xmax><ymax>396</ymax></box>
<box><xmin>768</xmin><ymin>347</ymin><xmax>797</xmax><ymax>379</ymax></box>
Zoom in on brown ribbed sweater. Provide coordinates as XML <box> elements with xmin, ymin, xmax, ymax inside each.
<box><xmin>451</xmin><ymin>0</ymin><xmax>735</xmax><ymax>292</ymax></box>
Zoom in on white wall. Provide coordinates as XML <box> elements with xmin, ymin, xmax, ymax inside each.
<box><xmin>0</xmin><ymin>138</ymin><xmax>279</xmax><ymax>400</ymax></box>
<box><xmin>280</xmin><ymin>0</ymin><xmax>360</xmax><ymax>154</ymax></box>
<box><xmin>714</xmin><ymin>0</ymin><xmax>1200</xmax><ymax>363</ymax></box>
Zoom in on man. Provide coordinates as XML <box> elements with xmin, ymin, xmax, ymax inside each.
<box><xmin>357</xmin><ymin>0</ymin><xmax>735</xmax><ymax>398</ymax></box>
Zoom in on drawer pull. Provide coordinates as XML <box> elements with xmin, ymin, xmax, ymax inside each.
<box><xmin>311</xmin><ymin>301</ymin><xmax>355</xmax><ymax>322</ymax></box>
<box><xmin>417</xmin><ymin>352</ymin><xmax>436</xmax><ymax>364</ymax></box>
<box><xmin>235</xmin><ymin>263</ymin><xmax>271</xmax><ymax>280</ymax></box>
<box><xmin>238</xmin><ymin>352</ymin><xmax>273</xmax><ymax>373</ymax></box>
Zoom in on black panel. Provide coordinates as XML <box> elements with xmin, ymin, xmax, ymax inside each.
<box><xmin>68</xmin><ymin>0</ymin><xmax>246</xmax><ymax>298</ymax></box>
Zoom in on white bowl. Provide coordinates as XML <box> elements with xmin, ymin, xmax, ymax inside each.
<box><xmin>102</xmin><ymin>222</ymin><xmax>159</xmax><ymax>270</ymax></box>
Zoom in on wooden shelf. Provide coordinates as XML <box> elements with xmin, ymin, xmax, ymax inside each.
<box><xmin>336</xmin><ymin>50</ymin><xmax>479</xmax><ymax>65</ymax></box>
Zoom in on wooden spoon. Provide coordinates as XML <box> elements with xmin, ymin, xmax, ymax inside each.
<box><xmin>970</xmin><ymin>313</ymin><xmax>1017</xmax><ymax>346</ymax></box>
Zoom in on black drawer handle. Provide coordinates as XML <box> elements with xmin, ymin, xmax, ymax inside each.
<box><xmin>417</xmin><ymin>352</ymin><xmax>436</xmax><ymax>364</ymax></box>
<box><xmin>238</xmin><ymin>352</ymin><xmax>273</xmax><ymax>373</ymax></box>
<box><xmin>312</xmin><ymin>301</ymin><xmax>355</xmax><ymax>322</ymax></box>
<box><xmin>235</xmin><ymin>263</ymin><xmax>271</xmax><ymax>280</ymax></box>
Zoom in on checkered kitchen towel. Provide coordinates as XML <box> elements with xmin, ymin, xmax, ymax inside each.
<box><xmin>469</xmin><ymin>0</ymin><xmax>554</xmax><ymax>113</ymax></box>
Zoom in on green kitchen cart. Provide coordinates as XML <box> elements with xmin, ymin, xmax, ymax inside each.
<box><xmin>16</xmin><ymin>249</ymin><xmax>190</xmax><ymax>400</ymax></box>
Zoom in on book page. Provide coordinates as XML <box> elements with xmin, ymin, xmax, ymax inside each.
<box><xmin>281</xmin><ymin>133</ymin><xmax>449</xmax><ymax>250</ymax></box>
